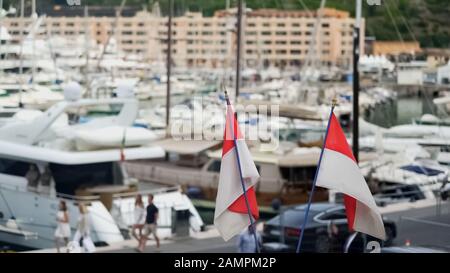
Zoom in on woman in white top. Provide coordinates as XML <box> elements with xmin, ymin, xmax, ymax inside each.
<box><xmin>54</xmin><ymin>200</ymin><xmax>71</xmax><ymax>253</ymax></box>
<box><xmin>73</xmin><ymin>203</ymin><xmax>95</xmax><ymax>253</ymax></box>
<box><xmin>132</xmin><ymin>194</ymin><xmax>146</xmax><ymax>241</ymax></box>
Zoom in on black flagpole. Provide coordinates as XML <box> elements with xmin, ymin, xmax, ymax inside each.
<box><xmin>352</xmin><ymin>0</ymin><xmax>362</xmax><ymax>162</ymax></box>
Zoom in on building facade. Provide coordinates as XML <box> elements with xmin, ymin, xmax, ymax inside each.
<box><xmin>2</xmin><ymin>7</ymin><xmax>364</xmax><ymax>69</ymax></box>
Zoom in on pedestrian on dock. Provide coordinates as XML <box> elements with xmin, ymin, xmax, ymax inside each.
<box><xmin>73</xmin><ymin>203</ymin><xmax>95</xmax><ymax>253</ymax></box>
<box><xmin>237</xmin><ymin>224</ymin><xmax>262</xmax><ymax>253</ymax></box>
<box><xmin>137</xmin><ymin>194</ymin><xmax>160</xmax><ymax>252</ymax></box>
<box><xmin>54</xmin><ymin>200</ymin><xmax>71</xmax><ymax>253</ymax></box>
<box><xmin>132</xmin><ymin>194</ymin><xmax>146</xmax><ymax>242</ymax></box>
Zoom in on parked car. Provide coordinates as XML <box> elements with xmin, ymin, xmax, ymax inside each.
<box><xmin>262</xmin><ymin>203</ymin><xmax>397</xmax><ymax>253</ymax></box>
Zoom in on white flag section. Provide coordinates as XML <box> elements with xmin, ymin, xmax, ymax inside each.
<box><xmin>316</xmin><ymin>113</ymin><xmax>386</xmax><ymax>240</ymax></box>
<box><xmin>214</xmin><ymin>104</ymin><xmax>260</xmax><ymax>241</ymax></box>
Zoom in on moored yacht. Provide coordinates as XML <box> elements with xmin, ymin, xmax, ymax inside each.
<box><xmin>0</xmin><ymin>84</ymin><xmax>204</xmax><ymax>250</ymax></box>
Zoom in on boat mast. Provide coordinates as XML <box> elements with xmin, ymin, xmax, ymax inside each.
<box><xmin>0</xmin><ymin>0</ymin><xmax>3</xmax><ymax>64</ymax></box>
<box><xmin>352</xmin><ymin>0</ymin><xmax>362</xmax><ymax>162</ymax></box>
<box><xmin>18</xmin><ymin>0</ymin><xmax>24</xmax><ymax>108</ymax></box>
<box><xmin>166</xmin><ymin>0</ymin><xmax>173</xmax><ymax>134</ymax></box>
<box><xmin>96</xmin><ymin>0</ymin><xmax>126</xmax><ymax>70</ymax></box>
<box><xmin>235</xmin><ymin>0</ymin><xmax>243</xmax><ymax>99</ymax></box>
<box><xmin>31</xmin><ymin>0</ymin><xmax>36</xmax><ymax>90</ymax></box>
<box><xmin>84</xmin><ymin>4</ymin><xmax>90</xmax><ymax>97</ymax></box>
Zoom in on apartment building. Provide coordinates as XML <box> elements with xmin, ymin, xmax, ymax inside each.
<box><xmin>2</xmin><ymin>6</ymin><xmax>364</xmax><ymax>69</ymax></box>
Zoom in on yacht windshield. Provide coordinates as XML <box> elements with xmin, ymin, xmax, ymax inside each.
<box><xmin>50</xmin><ymin>162</ymin><xmax>115</xmax><ymax>195</ymax></box>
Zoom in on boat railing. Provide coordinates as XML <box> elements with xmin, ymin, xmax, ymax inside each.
<box><xmin>0</xmin><ymin>183</ymin><xmax>183</xmax><ymax>203</ymax></box>
<box><xmin>56</xmin><ymin>192</ymin><xmax>100</xmax><ymax>202</ymax></box>
<box><xmin>111</xmin><ymin>185</ymin><xmax>181</xmax><ymax>199</ymax></box>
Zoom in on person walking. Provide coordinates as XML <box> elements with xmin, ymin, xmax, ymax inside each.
<box><xmin>132</xmin><ymin>194</ymin><xmax>146</xmax><ymax>242</ymax></box>
<box><xmin>137</xmin><ymin>194</ymin><xmax>160</xmax><ymax>252</ymax></box>
<box><xmin>237</xmin><ymin>224</ymin><xmax>262</xmax><ymax>253</ymax></box>
<box><xmin>73</xmin><ymin>203</ymin><xmax>95</xmax><ymax>253</ymax></box>
<box><xmin>54</xmin><ymin>200</ymin><xmax>71</xmax><ymax>253</ymax></box>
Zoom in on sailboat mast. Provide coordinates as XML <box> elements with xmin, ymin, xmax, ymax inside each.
<box><xmin>18</xmin><ymin>0</ymin><xmax>24</xmax><ymax>107</ymax></box>
<box><xmin>235</xmin><ymin>0</ymin><xmax>243</xmax><ymax>99</ymax></box>
<box><xmin>84</xmin><ymin>4</ymin><xmax>90</xmax><ymax>97</ymax></box>
<box><xmin>352</xmin><ymin>0</ymin><xmax>362</xmax><ymax>162</ymax></box>
<box><xmin>166</xmin><ymin>0</ymin><xmax>173</xmax><ymax>132</ymax></box>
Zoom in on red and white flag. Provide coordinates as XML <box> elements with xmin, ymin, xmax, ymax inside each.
<box><xmin>214</xmin><ymin>103</ymin><xmax>260</xmax><ymax>241</ymax></box>
<box><xmin>316</xmin><ymin>113</ymin><xmax>386</xmax><ymax>240</ymax></box>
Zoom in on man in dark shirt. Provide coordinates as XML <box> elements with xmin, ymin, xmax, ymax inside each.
<box><xmin>138</xmin><ymin>194</ymin><xmax>160</xmax><ymax>252</ymax></box>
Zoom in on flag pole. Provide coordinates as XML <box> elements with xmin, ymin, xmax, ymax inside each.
<box><xmin>296</xmin><ymin>98</ymin><xmax>338</xmax><ymax>253</ymax></box>
<box><xmin>223</xmin><ymin>87</ymin><xmax>260</xmax><ymax>253</ymax></box>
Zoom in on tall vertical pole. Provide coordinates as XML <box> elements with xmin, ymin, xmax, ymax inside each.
<box><xmin>235</xmin><ymin>0</ymin><xmax>242</xmax><ymax>99</ymax></box>
<box><xmin>84</xmin><ymin>4</ymin><xmax>90</xmax><ymax>97</ymax></box>
<box><xmin>0</xmin><ymin>0</ymin><xmax>3</xmax><ymax>63</ymax></box>
<box><xmin>18</xmin><ymin>0</ymin><xmax>24</xmax><ymax>108</ymax></box>
<box><xmin>352</xmin><ymin>0</ymin><xmax>362</xmax><ymax>162</ymax></box>
<box><xmin>166</xmin><ymin>0</ymin><xmax>173</xmax><ymax>133</ymax></box>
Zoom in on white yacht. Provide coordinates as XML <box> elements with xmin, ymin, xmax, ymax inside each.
<box><xmin>0</xmin><ymin>85</ymin><xmax>204</xmax><ymax>250</ymax></box>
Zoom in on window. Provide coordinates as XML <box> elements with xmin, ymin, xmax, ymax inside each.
<box><xmin>51</xmin><ymin>162</ymin><xmax>115</xmax><ymax>195</ymax></box>
<box><xmin>292</xmin><ymin>23</ymin><xmax>300</xmax><ymax>27</ymax></box>
<box><xmin>0</xmin><ymin>159</ymin><xmax>30</xmax><ymax>177</ymax></box>
<box><xmin>277</xmin><ymin>23</ymin><xmax>285</xmax><ymax>27</ymax></box>
<box><xmin>291</xmin><ymin>31</ymin><xmax>302</xmax><ymax>36</ymax></box>
<box><xmin>275</xmin><ymin>41</ymin><xmax>287</xmax><ymax>45</ymax></box>
<box><xmin>207</xmin><ymin>160</ymin><xmax>221</xmax><ymax>173</ymax></box>
<box><xmin>291</xmin><ymin>40</ymin><xmax>301</xmax><ymax>45</ymax></box>
<box><xmin>320</xmin><ymin>209</ymin><xmax>347</xmax><ymax>221</ymax></box>
<box><xmin>261</xmin><ymin>31</ymin><xmax>271</xmax><ymax>36</ymax></box>
<box><xmin>291</xmin><ymin>50</ymin><xmax>301</xmax><ymax>55</ymax></box>
<box><xmin>275</xmin><ymin>31</ymin><xmax>287</xmax><ymax>35</ymax></box>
